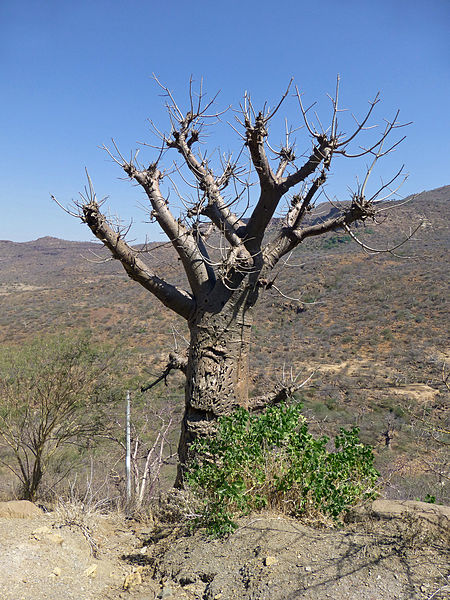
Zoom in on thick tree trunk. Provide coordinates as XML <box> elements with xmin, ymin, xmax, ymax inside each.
<box><xmin>175</xmin><ymin>289</ymin><xmax>253</xmax><ymax>485</ymax></box>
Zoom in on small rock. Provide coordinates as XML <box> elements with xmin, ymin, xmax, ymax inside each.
<box><xmin>84</xmin><ymin>564</ymin><xmax>97</xmax><ymax>578</ymax></box>
<box><xmin>0</xmin><ymin>500</ymin><xmax>43</xmax><ymax>519</ymax></box>
<box><xmin>32</xmin><ymin>526</ymin><xmax>53</xmax><ymax>539</ymax></box>
<box><xmin>31</xmin><ymin>526</ymin><xmax>64</xmax><ymax>545</ymax></box>
<box><xmin>123</xmin><ymin>567</ymin><xmax>143</xmax><ymax>590</ymax></box>
<box><xmin>264</xmin><ymin>556</ymin><xmax>278</xmax><ymax>567</ymax></box>
<box><xmin>305</xmin><ymin>566</ymin><xmax>312</xmax><ymax>572</ymax></box>
<box><xmin>183</xmin><ymin>582</ymin><xmax>207</xmax><ymax>597</ymax></box>
<box><xmin>50</xmin><ymin>567</ymin><xmax>61</xmax><ymax>577</ymax></box>
<box><xmin>179</xmin><ymin>574</ymin><xmax>196</xmax><ymax>585</ymax></box>
<box><xmin>157</xmin><ymin>586</ymin><xmax>174</xmax><ymax>599</ymax></box>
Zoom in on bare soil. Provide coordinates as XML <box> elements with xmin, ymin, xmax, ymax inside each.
<box><xmin>0</xmin><ymin>500</ymin><xmax>448</xmax><ymax>600</ymax></box>
<box><xmin>0</xmin><ymin>509</ymin><xmax>156</xmax><ymax>600</ymax></box>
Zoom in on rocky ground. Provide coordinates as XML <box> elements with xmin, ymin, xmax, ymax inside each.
<box><xmin>0</xmin><ymin>500</ymin><xmax>151</xmax><ymax>600</ymax></box>
<box><xmin>0</xmin><ymin>499</ymin><xmax>448</xmax><ymax>600</ymax></box>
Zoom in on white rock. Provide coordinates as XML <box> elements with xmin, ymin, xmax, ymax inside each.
<box><xmin>84</xmin><ymin>564</ymin><xmax>97</xmax><ymax>578</ymax></box>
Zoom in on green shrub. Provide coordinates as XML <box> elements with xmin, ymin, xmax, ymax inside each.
<box><xmin>186</xmin><ymin>403</ymin><xmax>379</xmax><ymax>536</ymax></box>
<box><xmin>322</xmin><ymin>234</ymin><xmax>352</xmax><ymax>249</ymax></box>
<box><xmin>0</xmin><ymin>332</ymin><xmax>120</xmax><ymax>500</ymax></box>
<box><xmin>423</xmin><ymin>494</ymin><xmax>436</xmax><ymax>504</ymax></box>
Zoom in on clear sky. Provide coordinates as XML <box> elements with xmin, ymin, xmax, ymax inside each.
<box><xmin>1</xmin><ymin>0</ymin><xmax>448</xmax><ymax>242</ymax></box>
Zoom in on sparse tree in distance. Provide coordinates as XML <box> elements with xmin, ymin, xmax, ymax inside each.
<box><xmin>57</xmin><ymin>77</ymin><xmax>414</xmax><ymax>484</ymax></box>
<box><xmin>0</xmin><ymin>334</ymin><xmax>116</xmax><ymax>500</ymax></box>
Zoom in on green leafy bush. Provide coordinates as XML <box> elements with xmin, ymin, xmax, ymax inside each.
<box><xmin>186</xmin><ymin>403</ymin><xmax>379</xmax><ymax>536</ymax></box>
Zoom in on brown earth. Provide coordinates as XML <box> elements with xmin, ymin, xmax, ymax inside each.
<box><xmin>0</xmin><ymin>500</ymin><xmax>448</xmax><ymax>600</ymax></box>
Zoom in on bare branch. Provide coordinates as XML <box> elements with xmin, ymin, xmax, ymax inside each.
<box><xmin>277</xmin><ymin>140</ymin><xmax>331</xmax><ymax>196</ymax></box>
<box><xmin>336</xmin><ymin>92</ymin><xmax>381</xmax><ymax>147</ymax></box>
<box><xmin>51</xmin><ymin>195</ymin><xmax>80</xmax><ymax>219</ymax></box>
<box><xmin>295</xmin><ymin>86</ymin><xmax>318</xmax><ymax>138</ymax></box>
<box><xmin>79</xmin><ymin>198</ymin><xmax>195</xmax><ymax>319</ymax></box>
<box><xmin>243</xmin><ymin>107</ymin><xmax>277</xmax><ymax>191</ymax></box>
<box><xmin>338</xmin><ymin>109</ymin><xmax>410</xmax><ymax>159</ymax></box>
<box><xmin>141</xmin><ymin>352</ymin><xmax>188</xmax><ymax>392</ymax></box>
<box><xmin>267</xmin><ymin>283</ymin><xmax>323</xmax><ymax>305</ymax></box>
<box><xmin>368</xmin><ymin>166</ymin><xmax>407</xmax><ymax>203</ymax></box>
<box><xmin>261</xmin><ymin>193</ymin><xmax>377</xmax><ymax>274</ymax></box>
<box><xmin>343</xmin><ymin>221</ymin><xmax>422</xmax><ymax>257</ymax></box>
<box><xmin>247</xmin><ymin>370</ymin><xmax>315</xmax><ymax>411</ymax></box>
<box><xmin>264</xmin><ymin>78</ymin><xmax>293</xmax><ymax>122</ymax></box>
<box><xmin>81</xmin><ymin>249</ymin><xmax>114</xmax><ymax>264</ymax></box>
<box><xmin>102</xmin><ymin>144</ymin><xmax>213</xmax><ymax>295</ymax></box>
<box><xmin>153</xmin><ymin>85</ymin><xmax>247</xmax><ymax>248</ymax></box>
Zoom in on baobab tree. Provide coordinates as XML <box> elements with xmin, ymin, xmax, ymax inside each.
<box><xmin>56</xmin><ymin>77</ymin><xmax>412</xmax><ymax>483</ymax></box>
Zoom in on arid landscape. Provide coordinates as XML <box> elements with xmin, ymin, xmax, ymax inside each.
<box><xmin>0</xmin><ymin>185</ymin><xmax>449</xmax><ymax>599</ymax></box>
<box><xmin>1</xmin><ymin>186</ymin><xmax>448</xmax><ymax>499</ymax></box>
<box><xmin>2</xmin><ymin>0</ymin><xmax>449</xmax><ymax>597</ymax></box>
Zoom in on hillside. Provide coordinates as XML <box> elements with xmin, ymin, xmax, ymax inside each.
<box><xmin>0</xmin><ymin>186</ymin><xmax>449</xmax><ymax>504</ymax></box>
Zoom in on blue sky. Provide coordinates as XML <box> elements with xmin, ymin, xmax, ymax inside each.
<box><xmin>1</xmin><ymin>0</ymin><xmax>448</xmax><ymax>242</ymax></box>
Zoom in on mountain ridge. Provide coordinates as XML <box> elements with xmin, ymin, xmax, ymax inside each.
<box><xmin>2</xmin><ymin>184</ymin><xmax>448</xmax><ymax>246</ymax></box>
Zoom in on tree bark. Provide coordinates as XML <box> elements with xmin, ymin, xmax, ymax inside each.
<box><xmin>176</xmin><ymin>287</ymin><xmax>254</xmax><ymax>484</ymax></box>
<box><xmin>21</xmin><ymin>454</ymin><xmax>43</xmax><ymax>501</ymax></box>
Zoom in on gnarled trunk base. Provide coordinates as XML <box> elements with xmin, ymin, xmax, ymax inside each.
<box><xmin>175</xmin><ymin>300</ymin><xmax>252</xmax><ymax>485</ymax></box>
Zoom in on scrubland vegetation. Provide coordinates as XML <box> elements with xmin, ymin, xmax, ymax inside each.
<box><xmin>0</xmin><ymin>187</ymin><xmax>448</xmax><ymax>533</ymax></box>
